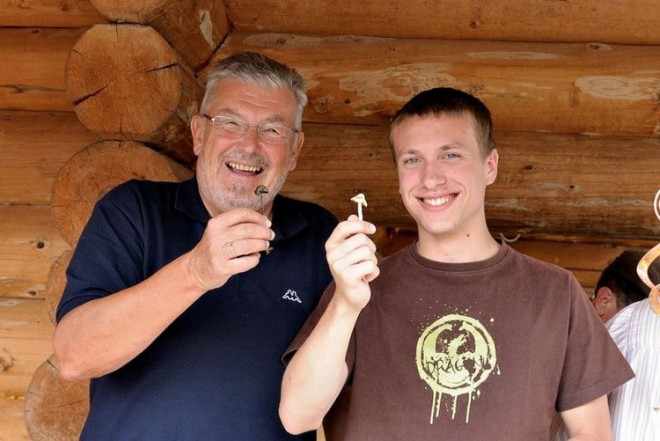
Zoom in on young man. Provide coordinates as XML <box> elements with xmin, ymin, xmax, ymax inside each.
<box><xmin>280</xmin><ymin>87</ymin><xmax>633</xmax><ymax>440</ymax></box>
<box><xmin>53</xmin><ymin>52</ymin><xmax>337</xmax><ymax>440</ymax></box>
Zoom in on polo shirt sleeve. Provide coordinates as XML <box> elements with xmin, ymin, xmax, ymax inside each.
<box><xmin>56</xmin><ymin>183</ymin><xmax>145</xmax><ymax>322</ymax></box>
<box><xmin>555</xmin><ymin>276</ymin><xmax>635</xmax><ymax>411</ymax></box>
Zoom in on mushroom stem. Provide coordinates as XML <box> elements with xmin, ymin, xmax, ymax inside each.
<box><xmin>254</xmin><ymin>185</ymin><xmax>269</xmax><ymax>215</ymax></box>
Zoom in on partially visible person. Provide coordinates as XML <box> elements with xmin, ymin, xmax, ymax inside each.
<box><xmin>53</xmin><ymin>51</ymin><xmax>337</xmax><ymax>440</ymax></box>
<box><xmin>279</xmin><ymin>87</ymin><xmax>633</xmax><ymax>441</ymax></box>
<box><xmin>607</xmin><ymin>247</ymin><xmax>660</xmax><ymax>440</ymax></box>
<box><xmin>607</xmin><ymin>298</ymin><xmax>660</xmax><ymax>440</ymax></box>
<box><xmin>590</xmin><ymin>250</ymin><xmax>653</xmax><ymax>323</ymax></box>
<box><xmin>550</xmin><ymin>248</ymin><xmax>660</xmax><ymax>441</ymax></box>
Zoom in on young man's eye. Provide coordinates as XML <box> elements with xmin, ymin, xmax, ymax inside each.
<box><xmin>403</xmin><ymin>157</ymin><xmax>421</xmax><ymax>165</ymax></box>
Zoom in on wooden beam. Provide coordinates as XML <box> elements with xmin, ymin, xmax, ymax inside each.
<box><xmin>0</xmin><ymin>0</ymin><xmax>106</xmax><ymax>28</ymax></box>
<box><xmin>90</xmin><ymin>0</ymin><xmax>229</xmax><ymax>70</ymax></box>
<box><xmin>0</xmin><ymin>111</ymin><xmax>98</xmax><ymax>206</ymax></box>
<box><xmin>25</xmin><ymin>357</ymin><xmax>89</xmax><ymax>441</ymax></box>
<box><xmin>0</xmin><ymin>28</ymin><xmax>84</xmax><ymax>112</ymax></box>
<box><xmin>210</xmin><ymin>33</ymin><xmax>660</xmax><ymax>138</ymax></box>
<box><xmin>51</xmin><ymin>140</ymin><xmax>193</xmax><ymax>247</ymax></box>
<box><xmin>0</xmin><ymin>298</ymin><xmax>54</xmax><ymax>441</ymax></box>
<box><xmin>225</xmin><ymin>0</ymin><xmax>660</xmax><ymax>46</ymax></box>
<box><xmin>0</xmin><ymin>207</ymin><xmax>70</xmax><ymax>299</ymax></box>
<box><xmin>65</xmin><ymin>24</ymin><xmax>203</xmax><ymax>163</ymax></box>
<box><xmin>282</xmin><ymin>124</ymin><xmax>660</xmax><ymax>240</ymax></box>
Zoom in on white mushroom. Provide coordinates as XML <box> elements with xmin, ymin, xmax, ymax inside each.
<box><xmin>350</xmin><ymin>193</ymin><xmax>368</xmax><ymax>221</ymax></box>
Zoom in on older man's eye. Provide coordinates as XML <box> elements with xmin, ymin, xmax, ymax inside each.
<box><xmin>262</xmin><ymin>125</ymin><xmax>284</xmax><ymax>135</ymax></box>
<box><xmin>222</xmin><ymin>120</ymin><xmax>244</xmax><ymax>131</ymax></box>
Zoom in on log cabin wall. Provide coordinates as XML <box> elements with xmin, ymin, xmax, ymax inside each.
<box><xmin>1</xmin><ymin>1</ymin><xmax>659</xmax><ymax>439</ymax></box>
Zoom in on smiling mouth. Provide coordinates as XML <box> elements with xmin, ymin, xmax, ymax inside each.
<box><xmin>422</xmin><ymin>195</ymin><xmax>454</xmax><ymax>207</ymax></box>
<box><xmin>226</xmin><ymin>162</ymin><xmax>263</xmax><ymax>175</ymax></box>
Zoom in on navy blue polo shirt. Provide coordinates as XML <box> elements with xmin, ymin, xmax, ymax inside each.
<box><xmin>57</xmin><ymin>178</ymin><xmax>337</xmax><ymax>441</ymax></box>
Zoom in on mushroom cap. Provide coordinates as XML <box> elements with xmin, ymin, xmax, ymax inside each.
<box><xmin>254</xmin><ymin>185</ymin><xmax>269</xmax><ymax>195</ymax></box>
<box><xmin>350</xmin><ymin>193</ymin><xmax>368</xmax><ymax>206</ymax></box>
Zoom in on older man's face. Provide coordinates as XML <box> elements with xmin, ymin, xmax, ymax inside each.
<box><xmin>191</xmin><ymin>79</ymin><xmax>304</xmax><ymax>217</ymax></box>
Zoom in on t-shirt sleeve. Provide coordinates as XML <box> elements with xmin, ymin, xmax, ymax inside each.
<box><xmin>555</xmin><ymin>277</ymin><xmax>635</xmax><ymax>411</ymax></box>
<box><xmin>56</xmin><ymin>184</ymin><xmax>145</xmax><ymax>322</ymax></box>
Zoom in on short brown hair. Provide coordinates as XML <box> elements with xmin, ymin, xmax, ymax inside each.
<box><xmin>389</xmin><ymin>87</ymin><xmax>495</xmax><ymax>158</ymax></box>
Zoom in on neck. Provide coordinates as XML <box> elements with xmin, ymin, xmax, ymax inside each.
<box><xmin>416</xmin><ymin>229</ymin><xmax>500</xmax><ymax>263</ymax></box>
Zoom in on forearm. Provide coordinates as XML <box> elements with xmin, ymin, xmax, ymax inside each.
<box><xmin>280</xmin><ymin>292</ymin><xmax>360</xmax><ymax>434</ymax></box>
<box><xmin>562</xmin><ymin>396</ymin><xmax>613</xmax><ymax>441</ymax></box>
<box><xmin>567</xmin><ymin>434</ymin><xmax>611</xmax><ymax>441</ymax></box>
<box><xmin>53</xmin><ymin>253</ymin><xmax>206</xmax><ymax>380</ymax></box>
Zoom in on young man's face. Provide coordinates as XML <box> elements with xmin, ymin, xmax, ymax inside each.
<box><xmin>391</xmin><ymin>113</ymin><xmax>498</xmax><ymax>242</ymax></box>
<box><xmin>191</xmin><ymin>78</ymin><xmax>304</xmax><ymax>217</ymax></box>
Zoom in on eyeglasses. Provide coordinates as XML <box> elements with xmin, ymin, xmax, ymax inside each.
<box><xmin>202</xmin><ymin>114</ymin><xmax>299</xmax><ymax>145</ymax></box>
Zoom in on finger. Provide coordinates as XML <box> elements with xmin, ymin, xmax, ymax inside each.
<box><xmin>226</xmin><ymin>238</ymin><xmax>272</xmax><ymax>259</ymax></box>
<box><xmin>208</xmin><ymin>216</ymin><xmax>275</xmax><ymax>245</ymax></box>
<box><xmin>327</xmin><ymin>232</ymin><xmax>377</xmax><ymax>265</ymax></box>
<box><xmin>326</xmin><ymin>220</ymin><xmax>376</xmax><ymax>251</ymax></box>
<box><xmin>212</xmin><ymin>207</ymin><xmax>272</xmax><ymax>230</ymax></box>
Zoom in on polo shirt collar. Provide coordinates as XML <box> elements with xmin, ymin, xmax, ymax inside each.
<box><xmin>174</xmin><ymin>178</ymin><xmax>309</xmax><ymax>242</ymax></box>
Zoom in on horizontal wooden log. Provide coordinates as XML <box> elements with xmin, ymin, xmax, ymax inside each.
<box><xmin>25</xmin><ymin>357</ymin><xmax>89</xmax><ymax>441</ymax></box>
<box><xmin>0</xmin><ymin>207</ymin><xmax>70</xmax><ymax>299</ymax></box>
<box><xmin>0</xmin><ymin>28</ymin><xmax>84</xmax><ymax>112</ymax></box>
<box><xmin>0</xmin><ymin>298</ymin><xmax>55</xmax><ymax>440</ymax></box>
<box><xmin>65</xmin><ymin>24</ymin><xmax>203</xmax><ymax>163</ymax></box>
<box><xmin>0</xmin><ymin>397</ymin><xmax>30</xmax><ymax>441</ymax></box>
<box><xmin>282</xmin><ymin>124</ymin><xmax>660</xmax><ymax>240</ymax></box>
<box><xmin>51</xmin><ymin>140</ymin><xmax>193</xmax><ymax>247</ymax></box>
<box><xmin>0</xmin><ymin>0</ymin><xmax>106</xmax><ymax>27</ymax></box>
<box><xmin>90</xmin><ymin>0</ymin><xmax>229</xmax><ymax>70</ymax></box>
<box><xmin>211</xmin><ymin>33</ymin><xmax>660</xmax><ymax>137</ymax></box>
<box><xmin>224</xmin><ymin>0</ymin><xmax>660</xmax><ymax>46</ymax></box>
<box><xmin>0</xmin><ymin>111</ymin><xmax>98</xmax><ymax>206</ymax></box>
<box><xmin>0</xmin><ymin>299</ymin><xmax>54</xmax><ymax>382</ymax></box>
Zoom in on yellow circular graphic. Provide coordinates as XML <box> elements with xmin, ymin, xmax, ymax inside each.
<box><xmin>416</xmin><ymin>314</ymin><xmax>497</xmax><ymax>397</ymax></box>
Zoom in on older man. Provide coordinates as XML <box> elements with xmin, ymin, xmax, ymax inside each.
<box><xmin>54</xmin><ymin>52</ymin><xmax>337</xmax><ymax>440</ymax></box>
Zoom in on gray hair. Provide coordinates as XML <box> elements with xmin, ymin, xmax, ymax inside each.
<box><xmin>201</xmin><ymin>52</ymin><xmax>308</xmax><ymax>129</ymax></box>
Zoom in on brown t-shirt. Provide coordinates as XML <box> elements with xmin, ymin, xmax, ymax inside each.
<box><xmin>286</xmin><ymin>243</ymin><xmax>633</xmax><ymax>441</ymax></box>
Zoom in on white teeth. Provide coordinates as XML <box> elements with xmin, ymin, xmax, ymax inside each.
<box><xmin>228</xmin><ymin>162</ymin><xmax>262</xmax><ymax>173</ymax></box>
<box><xmin>423</xmin><ymin>196</ymin><xmax>452</xmax><ymax>206</ymax></box>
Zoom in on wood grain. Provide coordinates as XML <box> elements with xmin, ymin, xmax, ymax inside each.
<box><xmin>210</xmin><ymin>33</ymin><xmax>660</xmax><ymax>137</ymax></box>
<box><xmin>0</xmin><ymin>111</ymin><xmax>98</xmax><ymax>205</ymax></box>
<box><xmin>65</xmin><ymin>24</ymin><xmax>203</xmax><ymax>162</ymax></box>
<box><xmin>51</xmin><ymin>140</ymin><xmax>193</xmax><ymax>247</ymax></box>
<box><xmin>90</xmin><ymin>0</ymin><xmax>229</xmax><ymax>70</ymax></box>
<box><xmin>224</xmin><ymin>0</ymin><xmax>660</xmax><ymax>45</ymax></box>
<box><xmin>0</xmin><ymin>27</ymin><xmax>84</xmax><ymax>112</ymax></box>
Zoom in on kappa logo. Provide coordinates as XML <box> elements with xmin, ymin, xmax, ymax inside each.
<box><xmin>282</xmin><ymin>289</ymin><xmax>302</xmax><ymax>303</ymax></box>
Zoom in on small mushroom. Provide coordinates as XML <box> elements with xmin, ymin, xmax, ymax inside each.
<box><xmin>254</xmin><ymin>185</ymin><xmax>269</xmax><ymax>214</ymax></box>
<box><xmin>350</xmin><ymin>193</ymin><xmax>368</xmax><ymax>221</ymax></box>
<box><xmin>254</xmin><ymin>185</ymin><xmax>269</xmax><ymax>196</ymax></box>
